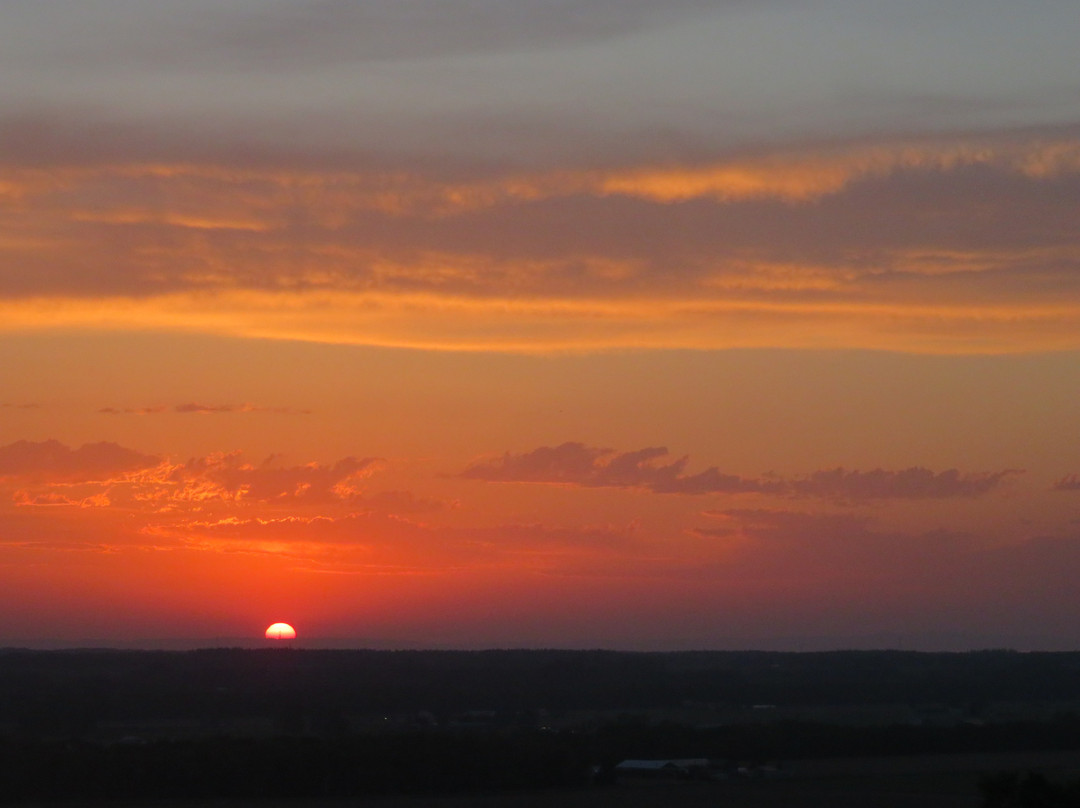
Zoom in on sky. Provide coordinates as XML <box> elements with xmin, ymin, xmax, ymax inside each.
<box><xmin>2</xmin><ymin>0</ymin><xmax>1080</xmax><ymax>650</ymax></box>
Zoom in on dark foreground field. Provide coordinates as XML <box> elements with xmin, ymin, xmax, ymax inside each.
<box><xmin>23</xmin><ymin>751</ymin><xmax>1080</xmax><ymax>808</ymax></box>
<box><xmin>7</xmin><ymin>649</ymin><xmax>1080</xmax><ymax>805</ymax></box>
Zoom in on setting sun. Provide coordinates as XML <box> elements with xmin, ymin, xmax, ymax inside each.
<box><xmin>2</xmin><ymin>0</ymin><xmax>1080</xmax><ymax>655</ymax></box>
<box><xmin>265</xmin><ymin>622</ymin><xmax>297</xmax><ymax>641</ymax></box>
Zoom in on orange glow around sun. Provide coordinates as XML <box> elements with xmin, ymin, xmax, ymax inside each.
<box><xmin>265</xmin><ymin>622</ymin><xmax>297</xmax><ymax>640</ymax></box>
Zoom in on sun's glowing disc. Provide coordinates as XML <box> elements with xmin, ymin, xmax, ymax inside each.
<box><xmin>265</xmin><ymin>622</ymin><xmax>297</xmax><ymax>640</ymax></box>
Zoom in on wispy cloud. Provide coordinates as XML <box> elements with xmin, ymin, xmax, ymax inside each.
<box><xmin>154</xmin><ymin>509</ymin><xmax>640</xmax><ymax>574</ymax></box>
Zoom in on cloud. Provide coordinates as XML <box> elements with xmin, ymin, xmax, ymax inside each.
<box><xmin>173</xmin><ymin>402</ymin><xmax>311</xmax><ymax>415</ymax></box>
<box><xmin>459</xmin><ymin>442</ymin><xmax>797</xmax><ymax>495</ymax></box>
<box><xmin>5</xmin><ymin>0</ymin><xmax>1076</xmax><ymax>181</ymax></box>
<box><xmin>593</xmin><ymin>134</ymin><xmax>1080</xmax><ymax>204</ymax></box>
<box><xmin>788</xmin><ymin>467</ymin><xmax>1022</xmax><ymax>502</ymax></box>
<box><xmin>173</xmin><ymin>403</ymin><xmax>234</xmax><ymax>414</ymax></box>
<box><xmin>8</xmin><ymin>125</ymin><xmax>1080</xmax><ymax>214</ymax></box>
<box><xmin>462</xmin><ymin>443</ymin><xmax>1017</xmax><ymax>500</ymax></box>
<box><xmin>13</xmin><ymin>490</ymin><xmax>111</xmax><ymax>509</ymax></box>
<box><xmin>364</xmin><ymin>490</ymin><xmax>449</xmax><ymax>515</ymax></box>
<box><xmin>2</xmin><ymin>124</ymin><xmax>1080</xmax><ymax>353</ymax></box>
<box><xmin>99</xmin><ymin>402</ymin><xmax>310</xmax><ymax>415</ymax></box>
<box><xmin>686</xmin><ymin>526</ymin><xmax>737</xmax><ymax>540</ymax></box>
<box><xmin>5</xmin><ymin>0</ymin><xmax>721</xmax><ymax>75</ymax></box>
<box><xmin>461</xmin><ymin>443</ymin><xmax>710</xmax><ymax>490</ymax></box>
<box><xmin>155</xmin><ymin>452</ymin><xmax>385</xmax><ymax>505</ymax></box>
<box><xmin>0</xmin><ymin>439</ymin><xmax>160</xmax><ymax>481</ymax></box>
<box><xmin>0</xmin><ymin>441</ymin><xmax>386</xmax><ymax>514</ymax></box>
<box><xmin>463</xmin><ymin>442</ymin><xmax>621</xmax><ymax>484</ymax></box>
<box><xmin>1053</xmin><ymin>474</ymin><xmax>1080</xmax><ymax>491</ymax></box>
<box><xmin>99</xmin><ymin>406</ymin><xmax>168</xmax><ymax>415</ymax></box>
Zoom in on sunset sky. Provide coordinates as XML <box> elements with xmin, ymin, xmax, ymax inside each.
<box><xmin>3</xmin><ymin>0</ymin><xmax>1080</xmax><ymax>650</ymax></box>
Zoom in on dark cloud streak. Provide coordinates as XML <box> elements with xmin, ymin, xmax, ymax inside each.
<box><xmin>1053</xmin><ymin>474</ymin><xmax>1080</xmax><ymax>491</ymax></box>
<box><xmin>99</xmin><ymin>403</ymin><xmax>310</xmax><ymax>415</ymax></box>
<box><xmin>0</xmin><ymin>439</ymin><xmax>160</xmax><ymax>480</ymax></box>
<box><xmin>6</xmin><ymin>0</ymin><xmax>726</xmax><ymax>74</ymax></box>
<box><xmin>462</xmin><ymin>442</ymin><xmax>1018</xmax><ymax>501</ymax></box>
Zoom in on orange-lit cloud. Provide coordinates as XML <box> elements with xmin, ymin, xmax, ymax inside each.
<box><xmin>0</xmin><ymin>433</ymin><xmax>1077</xmax><ymax>648</ymax></box>
<box><xmin>4</xmin><ymin>130</ymin><xmax>1079</xmax><ymax>213</ymax></box>
<box><xmin>149</xmin><ymin>452</ymin><xmax>385</xmax><ymax>506</ymax></box>
<box><xmin>593</xmin><ymin>135</ymin><xmax>1080</xmax><ymax>203</ymax></box>
<box><xmin>13</xmin><ymin>490</ymin><xmax>112</xmax><ymax>509</ymax></box>
<box><xmin>0</xmin><ymin>441</ymin><xmax>385</xmax><ymax>514</ymax></box>
<box><xmin>4</xmin><ymin>289</ymin><xmax>1080</xmax><ymax>355</ymax></box>
<box><xmin>4</xmin><ymin>1</ymin><xmax>1080</xmax><ymax>651</ymax></box>
<box><xmin>1</xmin><ymin>128</ymin><xmax>1079</xmax><ymax>354</ymax></box>
<box><xmin>0</xmin><ymin>437</ymin><xmax>729</xmax><ymax>580</ymax></box>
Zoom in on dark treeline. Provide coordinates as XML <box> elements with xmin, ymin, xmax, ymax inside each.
<box><xmin>3</xmin><ymin>647</ymin><xmax>1080</xmax><ymax>729</ymax></box>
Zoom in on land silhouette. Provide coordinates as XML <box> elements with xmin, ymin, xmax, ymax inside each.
<box><xmin>4</xmin><ymin>648</ymin><xmax>1080</xmax><ymax>805</ymax></box>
